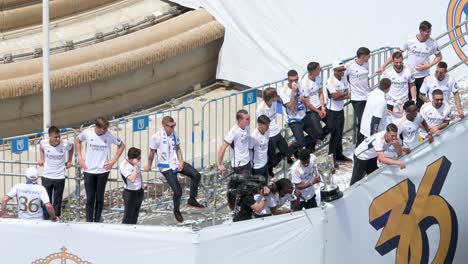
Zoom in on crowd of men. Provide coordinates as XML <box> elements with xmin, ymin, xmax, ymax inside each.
<box><xmin>0</xmin><ymin>20</ymin><xmax>465</xmax><ymax>224</ymax></box>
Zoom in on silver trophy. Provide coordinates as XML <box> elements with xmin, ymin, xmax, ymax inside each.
<box><xmin>317</xmin><ymin>154</ymin><xmax>343</xmax><ymax>202</ymax></box>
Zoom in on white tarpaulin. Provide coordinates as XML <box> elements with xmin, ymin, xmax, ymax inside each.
<box><xmin>171</xmin><ymin>0</ymin><xmax>468</xmax><ymax>86</ymax></box>
<box><xmin>1</xmin><ymin>118</ymin><xmax>468</xmax><ymax>263</ymax></box>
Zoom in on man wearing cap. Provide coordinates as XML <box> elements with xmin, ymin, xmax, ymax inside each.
<box><xmin>0</xmin><ymin>167</ymin><xmax>58</xmax><ymax>221</ymax></box>
<box><xmin>325</xmin><ymin>61</ymin><xmax>352</xmax><ymax>167</ymax></box>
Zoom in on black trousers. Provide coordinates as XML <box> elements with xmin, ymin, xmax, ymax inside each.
<box><xmin>298</xmin><ymin>195</ymin><xmax>317</xmax><ymax>210</ymax></box>
<box><xmin>326</xmin><ymin>109</ymin><xmax>345</xmax><ymax>159</ymax></box>
<box><xmin>122</xmin><ymin>189</ymin><xmax>144</xmax><ymax>224</ymax></box>
<box><xmin>233</xmin><ymin>162</ymin><xmax>252</xmax><ymax>176</ymax></box>
<box><xmin>351</xmin><ymin>100</ymin><xmax>366</xmax><ymax>146</ymax></box>
<box><xmin>42</xmin><ymin>177</ymin><xmax>65</xmax><ymax>218</ymax></box>
<box><xmin>267</xmin><ymin>133</ymin><xmax>290</xmax><ymax>169</ymax></box>
<box><xmin>305</xmin><ymin>111</ymin><xmax>323</xmax><ymax>151</ymax></box>
<box><xmin>411</xmin><ymin>77</ymin><xmax>426</xmax><ymax>109</ymax></box>
<box><xmin>84</xmin><ymin>172</ymin><xmax>110</xmax><ymax>222</ymax></box>
<box><xmin>350</xmin><ymin>155</ymin><xmax>378</xmax><ymax>186</ymax></box>
<box><xmin>161</xmin><ymin>162</ymin><xmax>201</xmax><ymax>211</ymax></box>
<box><xmin>252</xmin><ymin>164</ymin><xmax>268</xmax><ymax>178</ymax></box>
<box><xmin>289</xmin><ymin>117</ymin><xmax>320</xmax><ymax>155</ymax></box>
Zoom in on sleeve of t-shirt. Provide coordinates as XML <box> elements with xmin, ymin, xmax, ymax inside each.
<box><xmin>409</xmin><ymin>72</ymin><xmax>415</xmax><ymax>84</ymax></box>
<box><xmin>400</xmin><ymin>41</ymin><xmax>408</xmax><ymax>52</ymax></box>
<box><xmin>451</xmin><ymin>80</ymin><xmax>460</xmax><ymax>94</ymax></box>
<box><xmin>39</xmin><ymin>141</ymin><xmax>45</xmax><ymax>151</ymax></box>
<box><xmin>420</xmin><ymin>79</ymin><xmax>429</xmax><ymax>95</ymax></box>
<box><xmin>243</xmin><ymin>195</ymin><xmax>256</xmax><ymax>207</ymax></box>
<box><xmin>326</xmin><ymin>82</ymin><xmax>337</xmax><ymax>95</ymax></box>
<box><xmin>415</xmin><ymin>113</ymin><xmax>424</xmax><ymax>124</ymax></box>
<box><xmin>149</xmin><ymin>134</ymin><xmax>159</xmax><ymax>150</ymax></box>
<box><xmin>291</xmin><ymin>166</ymin><xmax>302</xmax><ymax>184</ymax></box>
<box><xmin>267</xmin><ymin>194</ymin><xmax>277</xmax><ymax>208</ymax></box>
<box><xmin>420</xmin><ymin>106</ymin><xmax>429</xmax><ymax>121</ymax></box>
<box><xmin>174</xmin><ymin>132</ymin><xmax>181</xmax><ymax>146</ymax></box>
<box><xmin>432</xmin><ymin>41</ymin><xmax>441</xmax><ymax>55</ymax></box>
<box><xmin>278</xmin><ymin>89</ymin><xmax>291</xmax><ymax>105</ymax></box>
<box><xmin>444</xmin><ymin>109</ymin><xmax>451</xmax><ymax>121</ymax></box>
<box><xmin>78</xmin><ymin>130</ymin><xmax>88</xmax><ymax>142</ymax></box>
<box><xmin>249</xmin><ymin>134</ymin><xmax>257</xmax><ymax>150</ymax></box>
<box><xmin>224</xmin><ymin>127</ymin><xmax>237</xmax><ymax>144</ymax></box>
<box><xmin>299</xmin><ymin>81</ymin><xmax>310</xmax><ymax>97</ymax></box>
<box><xmin>372</xmin><ymin>138</ymin><xmax>385</xmax><ymax>152</ymax></box>
<box><xmin>40</xmin><ymin>187</ymin><xmax>51</xmax><ymax>204</ymax></box>
<box><xmin>64</xmin><ymin>140</ymin><xmax>73</xmax><ymax>151</ymax></box>
<box><xmin>120</xmin><ymin>162</ymin><xmax>133</xmax><ymax>178</ymax></box>
<box><xmin>110</xmin><ymin>133</ymin><xmax>122</xmax><ymax>146</ymax></box>
<box><xmin>6</xmin><ymin>185</ymin><xmax>18</xmax><ymax>198</ymax></box>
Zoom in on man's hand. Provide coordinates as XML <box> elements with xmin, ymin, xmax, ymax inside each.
<box><xmin>37</xmin><ymin>159</ymin><xmax>44</xmax><ymax>167</ymax></box>
<box><xmin>399</xmin><ymin>162</ymin><xmax>406</xmax><ymax>170</ymax></box>
<box><xmin>427</xmin><ymin>133</ymin><xmax>434</xmax><ymax>143</ymax></box>
<box><xmin>143</xmin><ymin>165</ymin><xmax>151</xmax><ymax>172</ymax></box>
<box><xmin>377</xmin><ymin>66</ymin><xmax>385</xmax><ymax>74</ymax></box>
<box><xmin>218</xmin><ymin>164</ymin><xmax>226</xmax><ymax>172</ymax></box>
<box><xmin>291</xmin><ymin>82</ymin><xmax>299</xmax><ymax>91</ymax></box>
<box><xmin>298</xmin><ymin>96</ymin><xmax>305</xmax><ymax>103</ymax></box>
<box><xmin>312</xmin><ymin>175</ymin><xmax>321</xmax><ymax>184</ymax></box>
<box><xmin>415</xmin><ymin>64</ymin><xmax>431</xmax><ymax>71</ymax></box>
<box><xmin>319</xmin><ymin>109</ymin><xmax>326</xmax><ymax>119</ymax></box>
<box><xmin>103</xmin><ymin>160</ymin><xmax>115</xmax><ymax>170</ymax></box>
<box><xmin>178</xmin><ymin>162</ymin><xmax>184</xmax><ymax>172</ymax></box>
<box><xmin>458</xmin><ymin>109</ymin><xmax>465</xmax><ymax>119</ymax></box>
<box><xmin>65</xmin><ymin>161</ymin><xmax>73</xmax><ymax>169</ymax></box>
<box><xmin>51</xmin><ymin>216</ymin><xmax>60</xmax><ymax>222</ymax></box>
<box><xmin>429</xmin><ymin>126</ymin><xmax>441</xmax><ymax>136</ymax></box>
<box><xmin>78</xmin><ymin>158</ymin><xmax>87</xmax><ymax>171</ymax></box>
<box><xmin>402</xmin><ymin>148</ymin><xmax>411</xmax><ymax>155</ymax></box>
<box><xmin>261</xmin><ymin>186</ymin><xmax>271</xmax><ymax>197</ymax></box>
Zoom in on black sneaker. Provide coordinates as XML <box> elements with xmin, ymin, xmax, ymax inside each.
<box><xmin>336</xmin><ymin>155</ymin><xmax>352</xmax><ymax>163</ymax></box>
<box><xmin>187</xmin><ymin>198</ymin><xmax>205</xmax><ymax>209</ymax></box>
<box><xmin>174</xmin><ymin>209</ymin><xmax>183</xmax><ymax>223</ymax></box>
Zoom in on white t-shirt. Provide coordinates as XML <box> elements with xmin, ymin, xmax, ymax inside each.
<box><xmin>149</xmin><ymin>129</ymin><xmax>180</xmax><ymax>172</ymax></box>
<box><xmin>253</xmin><ymin>193</ymin><xmax>276</xmax><ymax>215</ymax></box>
<box><xmin>224</xmin><ymin>124</ymin><xmax>251</xmax><ymax>167</ymax></box>
<box><xmin>119</xmin><ymin>160</ymin><xmax>142</xmax><ymax>191</ymax></box>
<box><xmin>274</xmin><ymin>193</ymin><xmax>297</xmax><ymax>208</ymax></box>
<box><xmin>345</xmin><ymin>59</ymin><xmax>370</xmax><ymax>101</ymax></box>
<box><xmin>40</xmin><ymin>139</ymin><xmax>73</xmax><ymax>180</ymax></box>
<box><xmin>325</xmin><ymin>74</ymin><xmax>350</xmax><ymax>111</ymax></box>
<box><xmin>354</xmin><ymin>131</ymin><xmax>391</xmax><ymax>160</ymax></box>
<box><xmin>419</xmin><ymin>102</ymin><xmax>451</xmax><ymax>137</ymax></box>
<box><xmin>256</xmin><ymin>101</ymin><xmax>280</xmax><ymax>137</ymax></box>
<box><xmin>401</xmin><ymin>36</ymin><xmax>441</xmax><ymax>78</ymax></box>
<box><xmin>278</xmin><ymin>84</ymin><xmax>306</xmax><ymax>123</ymax></box>
<box><xmin>397</xmin><ymin>114</ymin><xmax>424</xmax><ymax>149</ymax></box>
<box><xmin>78</xmin><ymin>128</ymin><xmax>122</xmax><ymax>174</ymax></box>
<box><xmin>290</xmin><ymin>154</ymin><xmax>317</xmax><ymax>201</ymax></box>
<box><xmin>249</xmin><ymin>128</ymin><xmax>269</xmax><ymax>169</ymax></box>
<box><xmin>300</xmin><ymin>75</ymin><xmax>323</xmax><ymax>109</ymax></box>
<box><xmin>360</xmin><ymin>89</ymin><xmax>388</xmax><ymax>137</ymax></box>
<box><xmin>383</xmin><ymin>65</ymin><xmax>415</xmax><ymax>105</ymax></box>
<box><xmin>7</xmin><ymin>183</ymin><xmax>50</xmax><ymax>220</ymax></box>
<box><xmin>420</xmin><ymin>74</ymin><xmax>459</xmax><ymax>104</ymax></box>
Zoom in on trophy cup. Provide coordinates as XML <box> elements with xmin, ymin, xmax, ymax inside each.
<box><xmin>317</xmin><ymin>154</ymin><xmax>343</xmax><ymax>202</ymax></box>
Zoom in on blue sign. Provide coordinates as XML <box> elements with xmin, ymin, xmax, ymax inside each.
<box><xmin>276</xmin><ymin>100</ymin><xmax>283</xmax><ymax>114</ymax></box>
<box><xmin>12</xmin><ymin>137</ymin><xmax>29</xmax><ymax>153</ymax></box>
<box><xmin>132</xmin><ymin>116</ymin><xmax>149</xmax><ymax>132</ymax></box>
<box><xmin>243</xmin><ymin>90</ymin><xmax>257</xmax><ymax>106</ymax></box>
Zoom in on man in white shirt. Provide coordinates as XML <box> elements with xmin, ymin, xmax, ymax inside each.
<box><xmin>76</xmin><ymin>117</ymin><xmax>125</xmax><ymax>222</ymax></box>
<box><xmin>346</xmin><ymin>47</ymin><xmax>371</xmax><ymax>145</ymax></box>
<box><xmin>351</xmin><ymin>124</ymin><xmax>406</xmax><ymax>186</ymax></box>
<box><xmin>38</xmin><ymin>126</ymin><xmax>73</xmax><ymax>219</ymax></box>
<box><xmin>250</xmin><ymin>115</ymin><xmax>270</xmax><ymax>178</ymax></box>
<box><xmin>325</xmin><ymin>61</ymin><xmax>352</xmax><ymax>167</ymax></box>
<box><xmin>420</xmin><ymin>89</ymin><xmax>451</xmax><ymax>137</ymax></box>
<box><xmin>382</xmin><ymin>51</ymin><xmax>416</xmax><ymax>116</ymax></box>
<box><xmin>397</xmin><ymin>101</ymin><xmax>433</xmax><ymax>149</ymax></box>
<box><xmin>256</xmin><ymin>88</ymin><xmax>291</xmax><ymax>176</ymax></box>
<box><xmin>360</xmin><ymin>78</ymin><xmax>391</xmax><ymax>141</ymax></box>
<box><xmin>379</xmin><ymin>21</ymin><xmax>442</xmax><ymax>108</ymax></box>
<box><xmin>0</xmin><ymin>167</ymin><xmax>58</xmax><ymax>221</ymax></box>
<box><xmin>290</xmin><ymin>149</ymin><xmax>321</xmax><ymax>210</ymax></box>
<box><xmin>120</xmin><ymin>147</ymin><xmax>143</xmax><ymax>225</ymax></box>
<box><xmin>145</xmin><ymin>116</ymin><xmax>205</xmax><ymax>223</ymax></box>
<box><xmin>420</xmin><ymin>61</ymin><xmax>464</xmax><ymax>119</ymax></box>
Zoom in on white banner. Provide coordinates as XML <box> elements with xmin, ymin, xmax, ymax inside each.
<box><xmin>1</xmin><ymin>118</ymin><xmax>468</xmax><ymax>263</ymax></box>
<box><xmin>171</xmin><ymin>0</ymin><xmax>468</xmax><ymax>86</ymax></box>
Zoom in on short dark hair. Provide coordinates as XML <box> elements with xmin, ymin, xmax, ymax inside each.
<box><xmin>262</xmin><ymin>87</ymin><xmax>277</xmax><ymax>102</ymax></box>
<box><xmin>403</xmin><ymin>100</ymin><xmax>416</xmax><ymax>111</ymax></box>
<box><xmin>275</xmin><ymin>178</ymin><xmax>292</xmax><ymax>193</ymax></box>
<box><xmin>307</xmin><ymin>62</ymin><xmax>320</xmax><ymax>73</ymax></box>
<box><xmin>437</xmin><ymin>61</ymin><xmax>448</xmax><ymax>69</ymax></box>
<box><xmin>379</xmin><ymin>78</ymin><xmax>392</xmax><ymax>91</ymax></box>
<box><xmin>287</xmin><ymin>69</ymin><xmax>298</xmax><ymax>77</ymax></box>
<box><xmin>48</xmin><ymin>126</ymin><xmax>60</xmax><ymax>135</ymax></box>
<box><xmin>432</xmin><ymin>89</ymin><xmax>444</xmax><ymax>97</ymax></box>
<box><xmin>297</xmin><ymin>149</ymin><xmax>310</xmax><ymax>161</ymax></box>
<box><xmin>95</xmin><ymin>117</ymin><xmax>109</xmax><ymax>129</ymax></box>
<box><xmin>419</xmin><ymin>20</ymin><xmax>432</xmax><ymax>31</ymax></box>
<box><xmin>386</xmin><ymin>123</ymin><xmax>398</xmax><ymax>133</ymax></box>
<box><xmin>236</xmin><ymin>109</ymin><xmax>249</xmax><ymax>121</ymax></box>
<box><xmin>392</xmin><ymin>51</ymin><xmax>403</xmax><ymax>60</ymax></box>
<box><xmin>257</xmin><ymin>115</ymin><xmax>270</xmax><ymax>124</ymax></box>
<box><xmin>127</xmin><ymin>147</ymin><xmax>141</xmax><ymax>159</ymax></box>
<box><xmin>356</xmin><ymin>47</ymin><xmax>371</xmax><ymax>58</ymax></box>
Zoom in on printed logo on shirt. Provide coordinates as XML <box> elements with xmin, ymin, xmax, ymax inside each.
<box><xmin>446</xmin><ymin>0</ymin><xmax>468</xmax><ymax>66</ymax></box>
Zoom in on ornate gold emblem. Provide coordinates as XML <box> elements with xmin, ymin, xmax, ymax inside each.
<box><xmin>32</xmin><ymin>247</ymin><xmax>92</xmax><ymax>264</ymax></box>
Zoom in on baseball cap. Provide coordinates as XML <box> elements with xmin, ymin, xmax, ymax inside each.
<box><xmin>332</xmin><ymin>61</ymin><xmax>344</xmax><ymax>69</ymax></box>
<box><xmin>25</xmin><ymin>167</ymin><xmax>39</xmax><ymax>180</ymax></box>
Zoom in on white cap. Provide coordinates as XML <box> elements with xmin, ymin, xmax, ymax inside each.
<box><xmin>332</xmin><ymin>61</ymin><xmax>344</xmax><ymax>69</ymax></box>
<box><xmin>25</xmin><ymin>167</ymin><xmax>39</xmax><ymax>180</ymax></box>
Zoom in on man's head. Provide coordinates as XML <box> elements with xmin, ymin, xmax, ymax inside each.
<box><xmin>297</xmin><ymin>149</ymin><xmax>311</xmax><ymax>167</ymax></box>
<box><xmin>392</xmin><ymin>51</ymin><xmax>404</xmax><ymax>71</ymax></box>
<box><xmin>435</xmin><ymin>61</ymin><xmax>448</xmax><ymax>81</ymax></box>
<box><xmin>403</xmin><ymin>100</ymin><xmax>418</xmax><ymax>120</ymax></box>
<box><xmin>384</xmin><ymin>123</ymin><xmax>399</xmax><ymax>143</ymax></box>
<box><xmin>432</xmin><ymin>89</ymin><xmax>444</xmax><ymax>109</ymax></box>
<box><xmin>307</xmin><ymin>62</ymin><xmax>321</xmax><ymax>78</ymax></box>
<box><xmin>287</xmin><ymin>70</ymin><xmax>299</xmax><ymax>86</ymax></box>
<box><xmin>332</xmin><ymin>61</ymin><xmax>346</xmax><ymax>78</ymax></box>
<box><xmin>379</xmin><ymin>78</ymin><xmax>392</xmax><ymax>93</ymax></box>
<box><xmin>127</xmin><ymin>147</ymin><xmax>141</xmax><ymax>161</ymax></box>
<box><xmin>48</xmin><ymin>126</ymin><xmax>61</xmax><ymax>146</ymax></box>
<box><xmin>419</xmin><ymin>20</ymin><xmax>432</xmax><ymax>41</ymax></box>
<box><xmin>236</xmin><ymin>109</ymin><xmax>250</xmax><ymax>128</ymax></box>
<box><xmin>275</xmin><ymin>178</ymin><xmax>293</xmax><ymax>196</ymax></box>
<box><xmin>262</xmin><ymin>87</ymin><xmax>278</xmax><ymax>105</ymax></box>
<box><xmin>162</xmin><ymin>116</ymin><xmax>176</xmax><ymax>135</ymax></box>
<box><xmin>257</xmin><ymin>115</ymin><xmax>270</xmax><ymax>134</ymax></box>
<box><xmin>25</xmin><ymin>167</ymin><xmax>39</xmax><ymax>181</ymax></box>
<box><xmin>356</xmin><ymin>47</ymin><xmax>371</xmax><ymax>62</ymax></box>
<box><xmin>95</xmin><ymin>117</ymin><xmax>110</xmax><ymax>136</ymax></box>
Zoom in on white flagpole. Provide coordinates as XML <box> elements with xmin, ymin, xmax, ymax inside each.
<box><xmin>43</xmin><ymin>0</ymin><xmax>51</xmax><ymax>138</ymax></box>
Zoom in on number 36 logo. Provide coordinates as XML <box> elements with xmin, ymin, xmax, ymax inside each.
<box><xmin>369</xmin><ymin>157</ymin><xmax>458</xmax><ymax>263</ymax></box>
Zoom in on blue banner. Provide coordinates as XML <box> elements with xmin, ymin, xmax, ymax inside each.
<box><xmin>12</xmin><ymin>137</ymin><xmax>29</xmax><ymax>153</ymax></box>
<box><xmin>243</xmin><ymin>90</ymin><xmax>257</xmax><ymax>106</ymax></box>
<box><xmin>132</xmin><ymin>116</ymin><xmax>149</xmax><ymax>132</ymax></box>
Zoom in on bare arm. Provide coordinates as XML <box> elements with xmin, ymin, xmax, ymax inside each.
<box><xmin>376</xmin><ymin>151</ymin><xmax>405</xmax><ymax>169</ymax></box>
<box><xmin>144</xmin><ymin>149</ymin><xmax>156</xmax><ymax>172</ymax></box>
<box><xmin>294</xmin><ymin>176</ymin><xmax>321</xmax><ymax>190</ymax></box>
<box><xmin>127</xmin><ymin>162</ymin><xmax>139</xmax><ymax>183</ymax></box>
<box><xmin>66</xmin><ymin>144</ymin><xmax>74</xmax><ymax>169</ymax></box>
<box><xmin>75</xmin><ymin>138</ymin><xmax>87</xmax><ymax>171</ymax></box>
<box><xmin>0</xmin><ymin>196</ymin><xmax>11</xmax><ymax>216</ymax></box>
<box><xmin>45</xmin><ymin>203</ymin><xmax>58</xmax><ymax>221</ymax></box>
<box><xmin>217</xmin><ymin>142</ymin><xmax>229</xmax><ymax>171</ymax></box>
<box><xmin>38</xmin><ymin>147</ymin><xmax>45</xmax><ymax>166</ymax></box>
<box><xmin>410</xmin><ymin>83</ymin><xmax>416</xmax><ymax>102</ymax></box>
<box><xmin>454</xmin><ymin>92</ymin><xmax>465</xmax><ymax>119</ymax></box>
<box><xmin>437</xmin><ymin>120</ymin><xmax>450</xmax><ymax>131</ymax></box>
<box><xmin>419</xmin><ymin>93</ymin><xmax>430</xmax><ymax>103</ymax></box>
